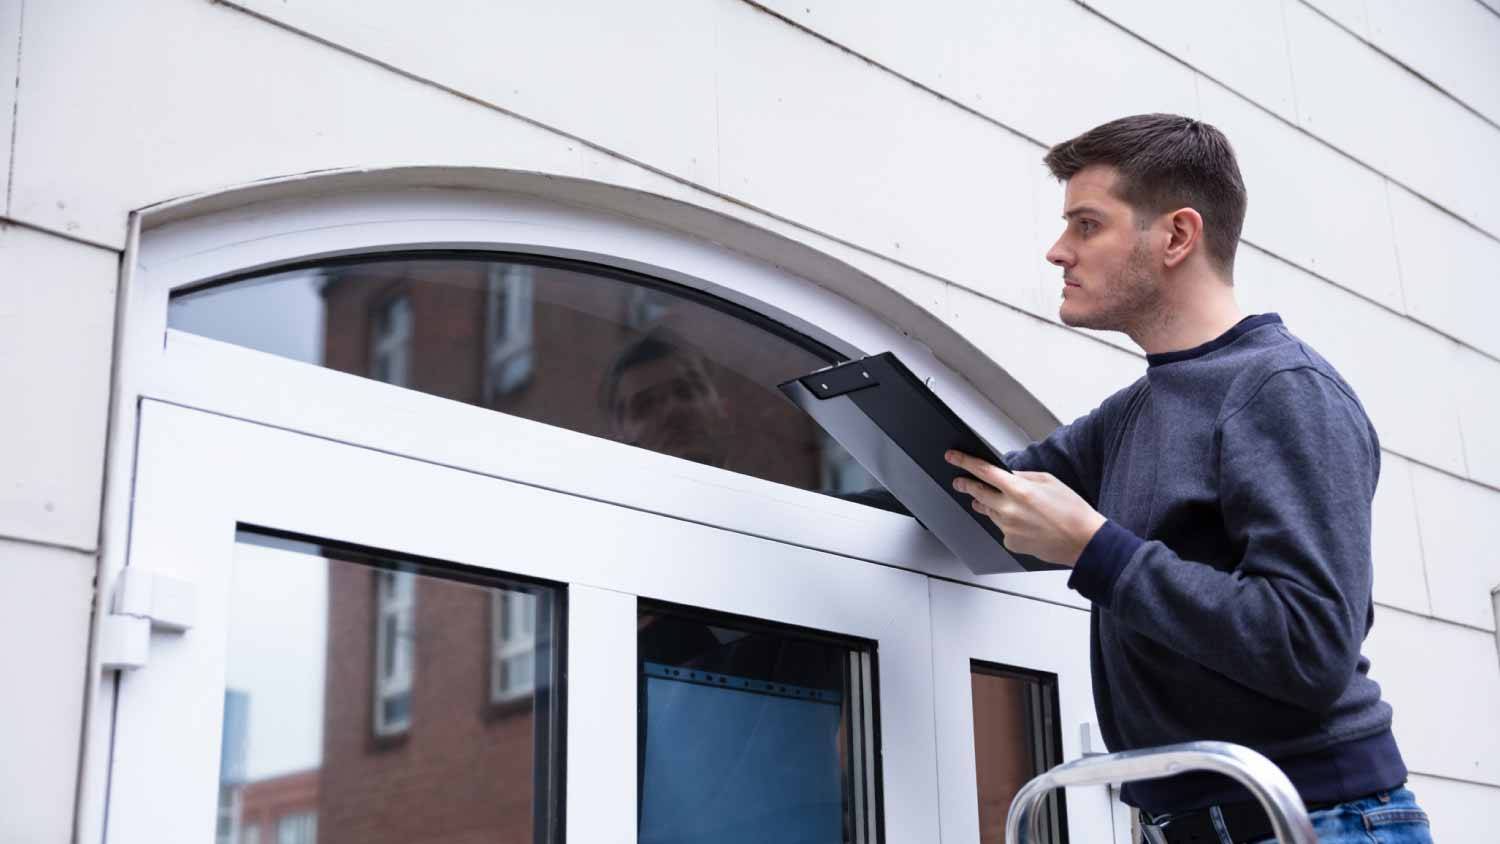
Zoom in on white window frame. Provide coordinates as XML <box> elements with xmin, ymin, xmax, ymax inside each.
<box><xmin>490</xmin><ymin>589</ymin><xmax>537</xmax><ymax>704</ymax></box>
<box><xmin>372</xmin><ymin>570</ymin><xmax>416</xmax><ymax>736</ymax></box>
<box><xmin>103</xmin><ymin>400</ymin><xmax>944</xmax><ymax>843</ymax></box>
<box><xmin>82</xmin><ymin>179</ymin><xmax>1095</xmax><ymax>844</ymax></box>
<box><xmin>114</xmin><ymin>186</ymin><xmax>1071</xmax><ymax>603</ymax></box>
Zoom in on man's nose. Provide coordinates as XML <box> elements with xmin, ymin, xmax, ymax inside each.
<box><xmin>1046</xmin><ymin>238</ymin><xmax>1073</xmax><ymax>268</ymax></box>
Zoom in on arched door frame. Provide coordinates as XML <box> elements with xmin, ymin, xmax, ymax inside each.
<box><xmin>77</xmin><ymin>167</ymin><xmax>1091</xmax><ymax>843</ymax></box>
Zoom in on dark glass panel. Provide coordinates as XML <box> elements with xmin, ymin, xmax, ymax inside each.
<box><xmin>638</xmin><ymin>605</ymin><xmax>879</xmax><ymax>843</ymax></box>
<box><xmin>971</xmin><ymin>663</ymin><xmax>1066</xmax><ymax>844</ymax></box>
<box><xmin>168</xmin><ymin>253</ymin><xmax>901</xmax><ymax>513</ymax></box>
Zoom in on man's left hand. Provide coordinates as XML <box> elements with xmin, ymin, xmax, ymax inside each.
<box><xmin>945</xmin><ymin>450</ymin><xmax>1107</xmax><ymax>568</ymax></box>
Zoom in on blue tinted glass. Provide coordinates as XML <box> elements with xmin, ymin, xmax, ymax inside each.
<box><xmin>640</xmin><ymin>664</ymin><xmax>844</xmax><ymax>843</ymax></box>
<box><xmin>638</xmin><ymin>610</ymin><xmax>873</xmax><ymax>843</ymax></box>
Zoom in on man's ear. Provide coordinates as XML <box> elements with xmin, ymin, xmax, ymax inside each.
<box><xmin>1163</xmin><ymin>207</ymin><xmax>1203</xmax><ymax>269</ymax></box>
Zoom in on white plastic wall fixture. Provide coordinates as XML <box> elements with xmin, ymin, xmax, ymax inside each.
<box><xmin>114</xmin><ymin>567</ymin><xmax>195</xmax><ymax>633</ymax></box>
<box><xmin>97</xmin><ymin>616</ymin><xmax>150</xmax><ymax>672</ymax></box>
<box><xmin>99</xmin><ymin>569</ymin><xmax>197</xmax><ymax>671</ymax></box>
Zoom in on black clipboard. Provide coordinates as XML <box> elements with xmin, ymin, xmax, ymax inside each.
<box><xmin>779</xmin><ymin>352</ymin><xmax>1062</xmax><ymax>574</ymax></box>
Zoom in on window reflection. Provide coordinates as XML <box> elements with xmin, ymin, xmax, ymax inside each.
<box><xmin>971</xmin><ymin>663</ymin><xmax>1066</xmax><ymax>844</ymax></box>
<box><xmin>638</xmin><ymin>606</ymin><xmax>879</xmax><ymax>843</ymax></box>
<box><xmin>168</xmin><ymin>253</ymin><xmax>902</xmax><ymax>513</ymax></box>
<box><xmin>216</xmin><ymin>531</ymin><xmax>561</xmax><ymax>844</ymax></box>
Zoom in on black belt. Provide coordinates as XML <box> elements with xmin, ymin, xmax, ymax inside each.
<box><xmin>1148</xmin><ymin>797</ymin><xmax>1343</xmax><ymax>844</ymax></box>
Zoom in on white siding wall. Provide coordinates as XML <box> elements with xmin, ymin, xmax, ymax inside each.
<box><xmin>0</xmin><ymin>539</ymin><xmax>96</xmax><ymax>844</ymax></box>
<box><xmin>5</xmin><ymin>0</ymin><xmax>1498</xmax><ymax>840</ymax></box>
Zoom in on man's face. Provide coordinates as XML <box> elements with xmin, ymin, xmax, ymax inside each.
<box><xmin>612</xmin><ymin>356</ymin><xmax>729</xmax><ymax>466</ymax></box>
<box><xmin>1045</xmin><ymin>164</ymin><xmax>1164</xmax><ymax>332</ymax></box>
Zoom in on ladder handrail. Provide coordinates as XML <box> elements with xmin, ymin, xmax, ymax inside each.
<box><xmin>1004</xmin><ymin>740</ymin><xmax>1317</xmax><ymax>844</ymax></box>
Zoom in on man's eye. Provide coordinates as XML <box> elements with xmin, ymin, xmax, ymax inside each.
<box><xmin>1079</xmin><ymin>220</ymin><xmax>1097</xmax><ymax>235</ymax></box>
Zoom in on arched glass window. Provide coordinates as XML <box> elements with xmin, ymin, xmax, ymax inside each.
<box><xmin>168</xmin><ymin>252</ymin><xmax>901</xmax><ymax>511</ymax></box>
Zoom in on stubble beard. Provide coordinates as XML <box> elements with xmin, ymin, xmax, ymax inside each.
<box><xmin>1061</xmin><ymin>235</ymin><xmax>1163</xmax><ymax>337</ymax></box>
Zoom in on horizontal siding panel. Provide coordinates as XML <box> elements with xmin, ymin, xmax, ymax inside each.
<box><xmin>0</xmin><ymin>541</ymin><xmax>96</xmax><ymax>844</ymax></box>
<box><xmin>1366</xmin><ymin>608</ymin><xmax>1500</xmax><ymax>786</ymax></box>
<box><xmin>1234</xmin><ymin>245</ymin><xmax>1467</xmax><ymax>478</ymax></box>
<box><xmin>1408</xmin><ymin>464</ymin><xmax>1500</xmax><ymax>631</ymax></box>
<box><xmin>228</xmin><ymin>0</ymin><xmax>721</xmax><ymax>187</ymax></box>
<box><xmin>1197</xmin><ymin>77</ymin><xmax>1407</xmax><ymax>311</ymax></box>
<box><xmin>1302</xmin><ymin>0</ymin><xmax>1372</xmax><ymax>36</ymax></box>
<box><xmin>1360</xmin><ymin>0</ymin><xmax>1500</xmax><ymax>126</ymax></box>
<box><xmin>1078</xmin><ymin>0</ymin><xmax>1298</xmax><ymax>119</ymax></box>
<box><xmin>946</xmin><ymin>284</ymin><xmax>1145</xmax><ymax>426</ymax></box>
<box><xmin>0</xmin><ymin>1</ymin><xmax>20</xmax><ymax>215</ymax></box>
<box><xmin>0</xmin><ymin>225</ymin><xmax>117</xmax><ymax>550</ymax></box>
<box><xmin>1407</xmin><ymin>773</ymin><xmax>1500</xmax><ymax>844</ymax></box>
<box><xmin>1370</xmin><ymin>453</ymin><xmax>1433</xmax><ymax>617</ymax></box>
<box><xmin>1388</xmin><ymin>184</ymin><xmax>1500</xmax><ymax>361</ymax></box>
<box><xmin>1454</xmin><ymin>346</ymin><xmax>1500</xmax><ymax>489</ymax></box>
<box><xmin>8</xmin><ymin>0</ymin><xmax>590</xmax><ymax>247</ymax></box>
<box><xmin>716</xmin><ymin>0</ymin><xmax>1045</xmax><ymax>317</ymax></box>
<box><xmin>760</xmin><ymin>0</ymin><xmax>1199</xmax><ymax>148</ymax></box>
<box><xmin>1285</xmin><ymin>1</ymin><xmax>1500</xmax><ymax>237</ymax></box>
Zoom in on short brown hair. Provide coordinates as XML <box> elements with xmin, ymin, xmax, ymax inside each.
<box><xmin>1043</xmin><ymin>114</ymin><xmax>1247</xmax><ymax>272</ymax></box>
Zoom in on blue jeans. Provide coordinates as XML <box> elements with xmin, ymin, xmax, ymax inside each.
<box><xmin>1245</xmin><ymin>788</ymin><xmax>1432</xmax><ymax>844</ymax></box>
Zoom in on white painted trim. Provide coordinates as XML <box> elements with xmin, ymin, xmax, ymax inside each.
<box><xmin>565</xmin><ymin>584</ymin><xmax>637</xmax><ymax>842</ymax></box>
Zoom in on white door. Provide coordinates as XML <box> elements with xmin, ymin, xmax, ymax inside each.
<box><xmin>103</xmin><ymin>400</ymin><xmax>942</xmax><ymax>844</ymax></box>
<box><xmin>930</xmin><ymin>579</ymin><xmax>1124</xmax><ymax>844</ymax></box>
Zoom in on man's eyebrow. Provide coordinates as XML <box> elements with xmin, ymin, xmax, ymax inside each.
<box><xmin>1063</xmin><ymin>205</ymin><xmax>1108</xmax><ymax>220</ymax></box>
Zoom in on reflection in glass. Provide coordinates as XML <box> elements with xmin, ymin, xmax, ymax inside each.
<box><xmin>215</xmin><ymin>530</ymin><xmax>561</xmax><ymax>844</ymax></box>
<box><xmin>638</xmin><ymin>606</ymin><xmax>880</xmax><ymax>843</ymax></box>
<box><xmin>971</xmin><ymin>663</ymin><xmax>1066</xmax><ymax>844</ymax></box>
<box><xmin>167</xmin><ymin>253</ymin><xmax>901</xmax><ymax>513</ymax></box>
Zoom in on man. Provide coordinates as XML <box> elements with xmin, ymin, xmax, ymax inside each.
<box><xmin>946</xmin><ymin>115</ymin><xmax>1432</xmax><ymax>844</ymax></box>
<box><xmin>602</xmin><ymin>329</ymin><xmax>734</xmax><ymax>469</ymax></box>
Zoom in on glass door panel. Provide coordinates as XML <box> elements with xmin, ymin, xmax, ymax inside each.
<box><xmin>104</xmin><ymin>400</ymin><xmax>939</xmax><ymax>844</ymax></box>
<box><xmin>215</xmin><ymin>531</ymin><xmax>562</xmax><ymax>844</ymax></box>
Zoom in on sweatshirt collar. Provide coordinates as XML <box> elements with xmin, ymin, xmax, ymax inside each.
<box><xmin>1146</xmin><ymin>313</ymin><xmax>1283</xmax><ymax>368</ymax></box>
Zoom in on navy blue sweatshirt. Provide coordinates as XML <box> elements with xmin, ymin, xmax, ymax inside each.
<box><xmin>1005</xmin><ymin>314</ymin><xmax>1407</xmax><ymax>813</ymax></box>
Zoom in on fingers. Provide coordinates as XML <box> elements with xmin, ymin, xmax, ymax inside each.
<box><xmin>944</xmin><ymin>450</ymin><xmax>1021</xmax><ymax>493</ymax></box>
<box><xmin>954</xmin><ymin>476</ymin><xmax>1006</xmax><ymax>513</ymax></box>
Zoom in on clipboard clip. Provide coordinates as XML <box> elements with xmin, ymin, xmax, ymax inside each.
<box><xmin>799</xmin><ymin>361</ymin><xmax>880</xmax><ymax>400</ymax></box>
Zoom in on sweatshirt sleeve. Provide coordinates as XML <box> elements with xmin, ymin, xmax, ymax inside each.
<box><xmin>1003</xmin><ymin>382</ymin><xmax>1140</xmax><ymax>505</ymax></box>
<box><xmin>1088</xmin><ymin>367</ymin><xmax>1379</xmax><ymax>712</ymax></box>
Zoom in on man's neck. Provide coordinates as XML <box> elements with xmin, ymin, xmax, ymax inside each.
<box><xmin>1128</xmin><ymin>284</ymin><xmax>1245</xmax><ymax>356</ymax></box>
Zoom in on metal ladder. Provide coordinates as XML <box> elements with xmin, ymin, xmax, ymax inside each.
<box><xmin>1005</xmin><ymin>741</ymin><xmax>1318</xmax><ymax>844</ymax></box>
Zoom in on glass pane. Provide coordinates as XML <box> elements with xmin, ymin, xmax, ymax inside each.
<box><xmin>638</xmin><ymin>606</ymin><xmax>879</xmax><ymax>843</ymax></box>
<box><xmin>216</xmin><ymin>530</ymin><xmax>562</xmax><ymax>844</ymax></box>
<box><xmin>971</xmin><ymin>664</ymin><xmax>1066</xmax><ymax>844</ymax></box>
<box><xmin>168</xmin><ymin>253</ymin><xmax>901</xmax><ymax>513</ymax></box>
